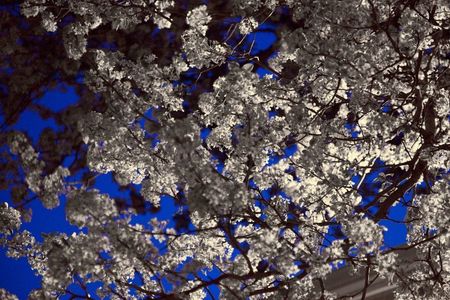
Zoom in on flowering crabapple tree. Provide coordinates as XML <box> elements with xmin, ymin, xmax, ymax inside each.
<box><xmin>1</xmin><ymin>0</ymin><xmax>450</xmax><ymax>299</ymax></box>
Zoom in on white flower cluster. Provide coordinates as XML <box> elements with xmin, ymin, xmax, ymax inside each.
<box><xmin>186</xmin><ymin>5</ymin><xmax>211</xmax><ymax>36</ymax></box>
<box><xmin>0</xmin><ymin>289</ymin><xmax>18</xmax><ymax>300</ymax></box>
<box><xmin>9</xmin><ymin>133</ymin><xmax>69</xmax><ymax>208</ymax></box>
<box><xmin>343</xmin><ymin>217</ymin><xmax>386</xmax><ymax>257</ymax></box>
<box><xmin>65</xmin><ymin>189</ymin><xmax>118</xmax><ymax>228</ymax></box>
<box><xmin>238</xmin><ymin>17</ymin><xmax>258</xmax><ymax>35</ymax></box>
<box><xmin>11</xmin><ymin>0</ymin><xmax>450</xmax><ymax>298</ymax></box>
<box><xmin>0</xmin><ymin>203</ymin><xmax>21</xmax><ymax>237</ymax></box>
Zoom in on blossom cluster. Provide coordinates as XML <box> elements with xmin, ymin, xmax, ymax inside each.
<box><xmin>1</xmin><ymin>0</ymin><xmax>449</xmax><ymax>298</ymax></box>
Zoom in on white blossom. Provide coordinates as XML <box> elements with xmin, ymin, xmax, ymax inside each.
<box><xmin>9</xmin><ymin>0</ymin><xmax>450</xmax><ymax>298</ymax></box>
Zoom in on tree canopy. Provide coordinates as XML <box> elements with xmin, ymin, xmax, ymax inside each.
<box><xmin>0</xmin><ymin>0</ymin><xmax>449</xmax><ymax>299</ymax></box>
